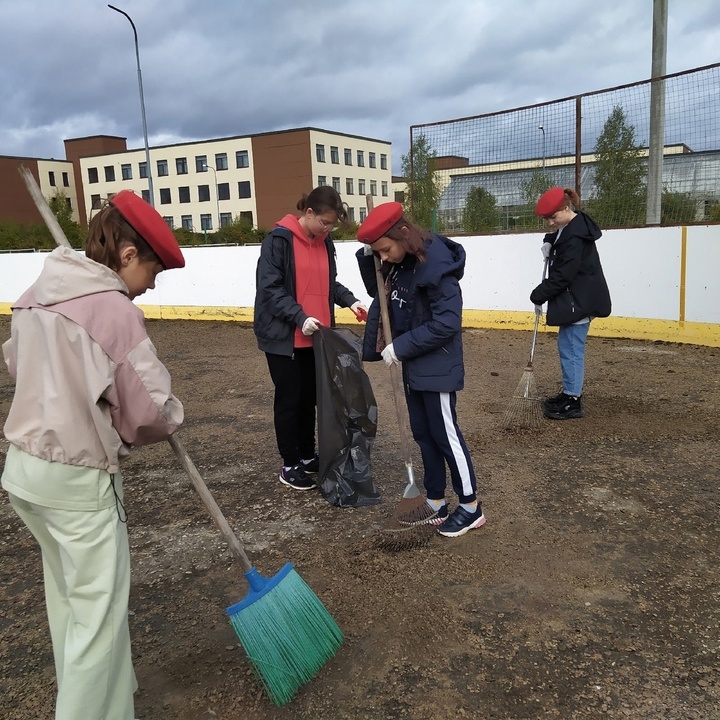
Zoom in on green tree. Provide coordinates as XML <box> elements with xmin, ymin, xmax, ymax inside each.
<box><xmin>401</xmin><ymin>134</ymin><xmax>442</xmax><ymax>230</ymax></box>
<box><xmin>49</xmin><ymin>190</ymin><xmax>84</xmax><ymax>248</ymax></box>
<box><xmin>661</xmin><ymin>191</ymin><xmax>697</xmax><ymax>225</ymax></box>
<box><xmin>588</xmin><ymin>105</ymin><xmax>646</xmax><ymax>227</ymax></box>
<box><xmin>462</xmin><ymin>186</ymin><xmax>500</xmax><ymax>232</ymax></box>
<box><xmin>518</xmin><ymin>169</ymin><xmax>554</xmax><ymax>229</ymax></box>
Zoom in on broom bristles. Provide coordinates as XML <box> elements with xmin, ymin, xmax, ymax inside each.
<box><xmin>502</xmin><ymin>368</ymin><xmax>544</xmax><ymax>429</ymax></box>
<box><xmin>226</xmin><ymin>563</ymin><xmax>343</xmax><ymax>706</ymax></box>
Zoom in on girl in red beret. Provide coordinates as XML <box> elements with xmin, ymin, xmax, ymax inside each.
<box><xmin>1</xmin><ymin>192</ymin><xmax>185</xmax><ymax>720</ymax></box>
<box><xmin>530</xmin><ymin>187</ymin><xmax>611</xmax><ymax>419</ymax></box>
<box><xmin>254</xmin><ymin>185</ymin><xmax>367</xmax><ymax>491</ymax></box>
<box><xmin>356</xmin><ymin>204</ymin><xmax>485</xmax><ymax>538</ymax></box>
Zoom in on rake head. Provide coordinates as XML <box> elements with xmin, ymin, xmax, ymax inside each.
<box><xmin>501</xmin><ymin>368</ymin><xmax>544</xmax><ymax>430</ymax></box>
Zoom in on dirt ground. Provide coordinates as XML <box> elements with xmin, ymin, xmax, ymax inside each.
<box><xmin>0</xmin><ymin>316</ymin><xmax>718</xmax><ymax>720</ymax></box>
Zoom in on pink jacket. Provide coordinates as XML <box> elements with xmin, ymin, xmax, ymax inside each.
<box><xmin>2</xmin><ymin>246</ymin><xmax>183</xmax><ymax>473</ymax></box>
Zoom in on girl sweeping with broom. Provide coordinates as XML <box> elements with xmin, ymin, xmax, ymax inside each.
<box><xmin>355</xmin><ymin>202</ymin><xmax>485</xmax><ymax>538</ymax></box>
<box><xmin>1</xmin><ymin>191</ymin><xmax>185</xmax><ymax>720</ymax></box>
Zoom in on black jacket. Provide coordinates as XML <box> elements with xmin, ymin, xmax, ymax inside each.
<box><xmin>356</xmin><ymin>234</ymin><xmax>466</xmax><ymax>392</ymax></box>
<box><xmin>530</xmin><ymin>211</ymin><xmax>611</xmax><ymax>326</ymax></box>
<box><xmin>253</xmin><ymin>227</ymin><xmax>359</xmax><ymax>356</ymax></box>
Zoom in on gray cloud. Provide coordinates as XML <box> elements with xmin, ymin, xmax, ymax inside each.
<box><xmin>1</xmin><ymin>0</ymin><xmax>719</xmax><ymax>172</ymax></box>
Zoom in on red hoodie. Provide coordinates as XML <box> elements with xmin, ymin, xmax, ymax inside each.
<box><xmin>275</xmin><ymin>214</ymin><xmax>331</xmax><ymax>348</ymax></box>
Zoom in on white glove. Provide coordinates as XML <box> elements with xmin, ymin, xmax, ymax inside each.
<box><xmin>381</xmin><ymin>343</ymin><xmax>399</xmax><ymax>366</ymax></box>
<box><xmin>535</xmin><ymin>304</ymin><xmax>543</xmax><ymax>316</ymax></box>
<box><xmin>351</xmin><ymin>301</ymin><xmax>368</xmax><ymax>321</ymax></box>
<box><xmin>301</xmin><ymin>317</ymin><xmax>320</xmax><ymax>336</ymax></box>
<box><xmin>541</xmin><ymin>242</ymin><xmax>552</xmax><ymax>260</ymax></box>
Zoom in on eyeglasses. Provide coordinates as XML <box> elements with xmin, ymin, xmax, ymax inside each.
<box><xmin>312</xmin><ymin>211</ymin><xmax>336</xmax><ymax>231</ymax></box>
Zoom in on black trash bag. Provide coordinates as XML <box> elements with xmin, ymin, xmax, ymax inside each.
<box><xmin>312</xmin><ymin>326</ymin><xmax>381</xmax><ymax>508</ymax></box>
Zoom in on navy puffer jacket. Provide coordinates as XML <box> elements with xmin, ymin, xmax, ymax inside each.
<box><xmin>356</xmin><ymin>234</ymin><xmax>465</xmax><ymax>393</ymax></box>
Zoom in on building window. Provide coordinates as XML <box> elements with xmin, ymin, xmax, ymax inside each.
<box><xmin>139</xmin><ymin>162</ymin><xmax>148</xmax><ymax>179</ymax></box>
<box><xmin>346</xmin><ymin>178</ymin><xmax>354</xmax><ymax>195</ymax></box>
<box><xmin>369</xmin><ymin>152</ymin><xmax>376</xmax><ymax>169</ymax></box>
<box><xmin>318</xmin><ymin>175</ymin><xmax>327</xmax><ymax>186</ymax></box>
<box><xmin>358</xmin><ymin>179</ymin><xmax>365</xmax><ymax>195</ymax></box>
<box><xmin>163</xmin><ymin>216</ymin><xmax>174</xmax><ymax>229</ymax></box>
<box><xmin>240</xmin><ymin>211</ymin><xmax>253</xmax><ymax>225</ymax></box>
<box><xmin>238</xmin><ymin>181</ymin><xmax>251</xmax><ymax>199</ymax></box>
<box><xmin>176</xmin><ymin>157</ymin><xmax>188</xmax><ymax>175</ymax></box>
<box><xmin>357</xmin><ymin>151</ymin><xmax>364</xmax><ymax>167</ymax></box>
<box><xmin>200</xmin><ymin>214</ymin><xmax>213</xmax><ymax>231</ymax></box>
<box><xmin>394</xmin><ymin>190</ymin><xmax>405</xmax><ymax>203</ymax></box>
<box><xmin>359</xmin><ymin>208</ymin><xmax>367</xmax><ymax>221</ymax></box>
<box><xmin>105</xmin><ymin>166</ymin><xmax>116</xmax><ymax>182</ymax></box>
<box><xmin>141</xmin><ymin>189</ymin><xmax>150</xmax><ymax>203</ymax></box>
<box><xmin>179</xmin><ymin>186</ymin><xmax>191</xmax><ymax>203</ymax></box>
<box><xmin>236</xmin><ymin>150</ymin><xmax>249</xmax><ymax>168</ymax></box>
<box><xmin>159</xmin><ymin>188</ymin><xmax>171</xmax><ymax>204</ymax></box>
<box><xmin>215</xmin><ymin>153</ymin><xmax>228</xmax><ymax>170</ymax></box>
<box><xmin>347</xmin><ymin>207</ymin><xmax>355</xmax><ymax>222</ymax></box>
<box><xmin>88</xmin><ymin>167</ymin><xmax>98</xmax><ymax>184</ymax></box>
<box><xmin>90</xmin><ymin>194</ymin><xmax>101</xmax><ymax>209</ymax></box>
<box><xmin>344</xmin><ymin>148</ymin><xmax>352</xmax><ymax>165</ymax></box>
<box><xmin>196</xmin><ymin>155</ymin><xmax>208</xmax><ymax>172</ymax></box>
<box><xmin>181</xmin><ymin>215</ymin><xmax>193</xmax><ymax>230</ymax></box>
<box><xmin>121</xmin><ymin>164</ymin><xmax>132</xmax><ymax>180</ymax></box>
<box><xmin>382</xmin><ymin>181</ymin><xmax>388</xmax><ymax>197</ymax></box>
<box><xmin>65</xmin><ymin>198</ymin><xmax>72</xmax><ymax>211</ymax></box>
<box><xmin>381</xmin><ymin>154</ymin><xmax>388</xmax><ymax>170</ymax></box>
<box><xmin>330</xmin><ymin>146</ymin><xmax>339</xmax><ymax>164</ymax></box>
<box><xmin>220</xmin><ymin>212</ymin><xmax>232</xmax><ymax>227</ymax></box>
<box><xmin>217</xmin><ymin>182</ymin><xmax>230</xmax><ymax>201</ymax></box>
<box><xmin>316</xmin><ymin>144</ymin><xmax>325</xmax><ymax>162</ymax></box>
<box><xmin>198</xmin><ymin>185</ymin><xmax>210</xmax><ymax>202</ymax></box>
<box><xmin>49</xmin><ymin>171</ymin><xmax>56</xmax><ymax>187</ymax></box>
<box><xmin>62</xmin><ymin>172</ymin><xmax>69</xmax><ymax>187</ymax></box>
<box><xmin>370</xmin><ymin>180</ymin><xmax>377</xmax><ymax>196</ymax></box>
<box><xmin>332</xmin><ymin>177</ymin><xmax>341</xmax><ymax>192</ymax></box>
<box><xmin>157</xmin><ymin>160</ymin><xmax>169</xmax><ymax>177</ymax></box>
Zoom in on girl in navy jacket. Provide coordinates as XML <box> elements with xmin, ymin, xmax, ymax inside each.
<box><xmin>356</xmin><ymin>202</ymin><xmax>485</xmax><ymax>538</ymax></box>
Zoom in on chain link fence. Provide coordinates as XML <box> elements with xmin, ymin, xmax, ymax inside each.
<box><xmin>408</xmin><ymin>63</ymin><xmax>720</xmax><ymax>233</ymax></box>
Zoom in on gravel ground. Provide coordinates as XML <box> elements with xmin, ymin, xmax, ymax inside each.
<box><xmin>0</xmin><ymin>317</ymin><xmax>718</xmax><ymax>720</ymax></box>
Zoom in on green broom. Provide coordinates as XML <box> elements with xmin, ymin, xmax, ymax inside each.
<box><xmin>18</xmin><ymin>164</ymin><xmax>343</xmax><ymax>707</ymax></box>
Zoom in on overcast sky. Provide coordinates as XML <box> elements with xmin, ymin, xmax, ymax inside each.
<box><xmin>1</xmin><ymin>0</ymin><xmax>719</xmax><ymax>173</ymax></box>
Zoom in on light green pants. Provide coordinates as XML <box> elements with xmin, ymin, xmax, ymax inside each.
<box><xmin>3</xmin><ymin>447</ymin><xmax>136</xmax><ymax>720</ymax></box>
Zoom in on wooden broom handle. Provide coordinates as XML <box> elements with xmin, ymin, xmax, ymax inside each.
<box><xmin>17</xmin><ymin>165</ymin><xmax>254</xmax><ymax>573</ymax></box>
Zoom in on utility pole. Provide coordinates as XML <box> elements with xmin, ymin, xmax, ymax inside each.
<box><xmin>646</xmin><ymin>0</ymin><xmax>668</xmax><ymax>225</ymax></box>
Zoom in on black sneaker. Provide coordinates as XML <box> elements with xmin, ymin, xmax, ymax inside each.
<box><xmin>544</xmin><ymin>395</ymin><xmax>584</xmax><ymax>420</ymax></box>
<box><xmin>543</xmin><ymin>391</ymin><xmax>569</xmax><ymax>411</ymax></box>
<box><xmin>437</xmin><ymin>505</ymin><xmax>486</xmax><ymax>538</ymax></box>
<box><xmin>279</xmin><ymin>465</ymin><xmax>316</xmax><ymax>490</ymax></box>
<box><xmin>301</xmin><ymin>455</ymin><xmax>319</xmax><ymax>474</ymax></box>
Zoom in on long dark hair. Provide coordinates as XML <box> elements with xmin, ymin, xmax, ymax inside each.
<box><xmin>85</xmin><ymin>201</ymin><xmax>159</xmax><ymax>272</ymax></box>
<box><xmin>297</xmin><ymin>186</ymin><xmax>348</xmax><ymax>223</ymax></box>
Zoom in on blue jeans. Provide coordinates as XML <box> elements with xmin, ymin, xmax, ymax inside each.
<box><xmin>557</xmin><ymin>322</ymin><xmax>590</xmax><ymax>397</ymax></box>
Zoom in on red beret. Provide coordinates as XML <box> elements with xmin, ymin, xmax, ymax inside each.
<box><xmin>535</xmin><ymin>187</ymin><xmax>568</xmax><ymax>218</ymax></box>
<box><xmin>357</xmin><ymin>201</ymin><xmax>404</xmax><ymax>244</ymax></box>
<box><xmin>110</xmin><ymin>191</ymin><xmax>185</xmax><ymax>269</ymax></box>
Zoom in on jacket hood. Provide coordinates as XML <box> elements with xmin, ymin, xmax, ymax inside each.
<box><xmin>566</xmin><ymin>211</ymin><xmax>602</xmax><ymax>243</ymax></box>
<box><xmin>31</xmin><ymin>246</ymin><xmax>129</xmax><ymax>306</ymax></box>
<box><xmin>417</xmin><ymin>233</ymin><xmax>466</xmax><ymax>286</ymax></box>
<box><xmin>276</xmin><ymin>214</ymin><xmax>327</xmax><ymax>245</ymax></box>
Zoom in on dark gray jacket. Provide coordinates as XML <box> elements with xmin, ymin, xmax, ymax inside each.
<box><xmin>253</xmin><ymin>227</ymin><xmax>359</xmax><ymax>356</ymax></box>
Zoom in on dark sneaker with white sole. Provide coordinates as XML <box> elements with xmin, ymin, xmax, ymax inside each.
<box><xmin>543</xmin><ymin>391</ymin><xmax>570</xmax><ymax>412</ymax></box>
<box><xmin>301</xmin><ymin>455</ymin><xmax>320</xmax><ymax>474</ymax></box>
<box><xmin>437</xmin><ymin>506</ymin><xmax>486</xmax><ymax>538</ymax></box>
<box><xmin>279</xmin><ymin>465</ymin><xmax>316</xmax><ymax>490</ymax></box>
<box><xmin>543</xmin><ymin>395</ymin><xmax>584</xmax><ymax>420</ymax></box>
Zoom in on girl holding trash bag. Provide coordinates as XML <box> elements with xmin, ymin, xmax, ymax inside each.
<box><xmin>253</xmin><ymin>185</ymin><xmax>367</xmax><ymax>491</ymax></box>
<box><xmin>1</xmin><ymin>191</ymin><xmax>185</xmax><ymax>720</ymax></box>
<box><xmin>355</xmin><ymin>202</ymin><xmax>485</xmax><ymax>538</ymax></box>
<box><xmin>530</xmin><ymin>187</ymin><xmax>611</xmax><ymax>420</ymax></box>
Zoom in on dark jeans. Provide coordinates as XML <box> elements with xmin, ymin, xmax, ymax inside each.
<box><xmin>265</xmin><ymin>349</ymin><xmax>316</xmax><ymax>467</ymax></box>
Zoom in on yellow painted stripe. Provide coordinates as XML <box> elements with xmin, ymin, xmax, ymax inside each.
<box><xmin>2</xmin><ymin>303</ymin><xmax>718</xmax><ymax>348</ymax></box>
<box><xmin>679</xmin><ymin>226</ymin><xmax>687</xmax><ymax>323</ymax></box>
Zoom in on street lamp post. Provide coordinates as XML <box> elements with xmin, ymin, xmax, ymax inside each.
<box><xmin>108</xmin><ymin>4</ymin><xmax>154</xmax><ymax>207</ymax></box>
<box><xmin>203</xmin><ymin>163</ymin><xmax>221</xmax><ymax>233</ymax></box>
<box><xmin>538</xmin><ymin>125</ymin><xmax>546</xmax><ymax>171</ymax></box>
